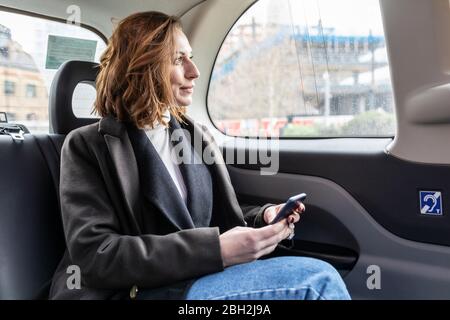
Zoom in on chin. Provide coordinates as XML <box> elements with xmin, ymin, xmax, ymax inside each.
<box><xmin>176</xmin><ymin>98</ymin><xmax>192</xmax><ymax>106</ymax></box>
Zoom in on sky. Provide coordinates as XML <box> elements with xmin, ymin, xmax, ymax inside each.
<box><xmin>240</xmin><ymin>0</ymin><xmax>385</xmax><ymax>36</ymax></box>
<box><xmin>0</xmin><ymin>0</ymin><xmax>386</xmax><ymax>89</ymax></box>
<box><xmin>0</xmin><ymin>0</ymin><xmax>386</xmax><ymax>53</ymax></box>
<box><xmin>0</xmin><ymin>11</ymin><xmax>104</xmax><ymax>55</ymax></box>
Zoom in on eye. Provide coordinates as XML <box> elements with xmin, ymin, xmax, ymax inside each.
<box><xmin>174</xmin><ymin>56</ymin><xmax>183</xmax><ymax>65</ymax></box>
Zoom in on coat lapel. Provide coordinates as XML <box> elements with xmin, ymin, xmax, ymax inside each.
<box><xmin>98</xmin><ymin>114</ymin><xmax>245</xmax><ymax>233</ymax></box>
<box><xmin>181</xmin><ymin>115</ymin><xmax>246</xmax><ymax>228</ymax></box>
<box><xmin>126</xmin><ymin>123</ymin><xmax>195</xmax><ymax>230</ymax></box>
<box><xmin>98</xmin><ymin>116</ymin><xmax>142</xmax><ymax>233</ymax></box>
<box><xmin>168</xmin><ymin>116</ymin><xmax>213</xmax><ymax>228</ymax></box>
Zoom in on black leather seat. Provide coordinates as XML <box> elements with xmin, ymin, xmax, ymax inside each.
<box><xmin>0</xmin><ymin>60</ymin><xmax>100</xmax><ymax>299</ymax></box>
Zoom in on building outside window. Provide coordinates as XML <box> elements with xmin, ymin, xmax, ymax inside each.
<box><xmin>25</xmin><ymin>84</ymin><xmax>37</xmax><ymax>98</ymax></box>
<box><xmin>4</xmin><ymin>80</ymin><xmax>15</xmax><ymax>96</ymax></box>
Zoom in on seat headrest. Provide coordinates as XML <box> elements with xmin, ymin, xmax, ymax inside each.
<box><xmin>49</xmin><ymin>60</ymin><xmax>100</xmax><ymax>134</ymax></box>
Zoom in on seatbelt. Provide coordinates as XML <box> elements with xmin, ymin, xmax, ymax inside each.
<box><xmin>0</xmin><ymin>124</ymin><xmax>28</xmax><ymax>141</ymax></box>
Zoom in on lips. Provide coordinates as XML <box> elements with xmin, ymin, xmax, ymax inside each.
<box><xmin>180</xmin><ymin>86</ymin><xmax>194</xmax><ymax>93</ymax></box>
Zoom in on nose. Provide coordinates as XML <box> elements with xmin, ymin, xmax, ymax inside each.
<box><xmin>186</xmin><ymin>59</ymin><xmax>200</xmax><ymax>80</ymax></box>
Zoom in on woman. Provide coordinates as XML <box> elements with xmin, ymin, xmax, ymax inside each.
<box><xmin>49</xmin><ymin>11</ymin><xmax>350</xmax><ymax>300</ymax></box>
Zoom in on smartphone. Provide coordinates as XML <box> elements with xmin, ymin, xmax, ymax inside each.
<box><xmin>269</xmin><ymin>193</ymin><xmax>307</xmax><ymax>224</ymax></box>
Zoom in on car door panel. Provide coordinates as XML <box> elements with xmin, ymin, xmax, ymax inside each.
<box><xmin>226</xmin><ymin>141</ymin><xmax>450</xmax><ymax>299</ymax></box>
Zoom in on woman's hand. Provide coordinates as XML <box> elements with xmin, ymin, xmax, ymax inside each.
<box><xmin>219</xmin><ymin>222</ymin><xmax>292</xmax><ymax>268</ymax></box>
<box><xmin>263</xmin><ymin>201</ymin><xmax>306</xmax><ymax>225</ymax></box>
<box><xmin>219</xmin><ymin>202</ymin><xmax>306</xmax><ymax>268</ymax></box>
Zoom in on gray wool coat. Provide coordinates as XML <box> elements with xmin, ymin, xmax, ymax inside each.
<box><xmin>49</xmin><ymin>114</ymin><xmax>273</xmax><ymax>300</ymax></box>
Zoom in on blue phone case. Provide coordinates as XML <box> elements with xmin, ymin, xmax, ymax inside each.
<box><xmin>269</xmin><ymin>193</ymin><xmax>307</xmax><ymax>224</ymax></box>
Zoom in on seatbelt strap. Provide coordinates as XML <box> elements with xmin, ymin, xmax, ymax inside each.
<box><xmin>0</xmin><ymin>124</ymin><xmax>25</xmax><ymax>141</ymax></box>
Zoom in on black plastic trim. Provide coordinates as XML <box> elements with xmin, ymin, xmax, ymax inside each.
<box><xmin>228</xmin><ymin>145</ymin><xmax>450</xmax><ymax>247</ymax></box>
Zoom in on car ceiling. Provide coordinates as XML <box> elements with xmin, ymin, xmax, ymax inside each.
<box><xmin>0</xmin><ymin>0</ymin><xmax>206</xmax><ymax>38</ymax></box>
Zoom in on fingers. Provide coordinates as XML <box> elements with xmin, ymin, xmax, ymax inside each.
<box><xmin>287</xmin><ymin>202</ymin><xmax>306</xmax><ymax>223</ymax></box>
<box><xmin>256</xmin><ymin>243</ymin><xmax>278</xmax><ymax>259</ymax></box>
<box><xmin>264</xmin><ymin>202</ymin><xmax>307</xmax><ymax>225</ymax></box>
<box><xmin>257</xmin><ymin>223</ymin><xmax>294</xmax><ymax>257</ymax></box>
<box><xmin>263</xmin><ymin>204</ymin><xmax>283</xmax><ymax>224</ymax></box>
<box><xmin>286</xmin><ymin>222</ymin><xmax>295</xmax><ymax>240</ymax></box>
<box><xmin>256</xmin><ymin>221</ymin><xmax>286</xmax><ymax>239</ymax></box>
<box><xmin>295</xmin><ymin>202</ymin><xmax>306</xmax><ymax>213</ymax></box>
<box><xmin>251</xmin><ymin>200</ymin><xmax>307</xmax><ymax>248</ymax></box>
<box><xmin>222</xmin><ymin>223</ymin><xmax>295</xmax><ymax>267</ymax></box>
<box><xmin>287</xmin><ymin>229</ymin><xmax>295</xmax><ymax>240</ymax></box>
<box><xmin>287</xmin><ymin>212</ymin><xmax>300</xmax><ymax>224</ymax></box>
<box><xmin>257</xmin><ymin>223</ymin><xmax>292</xmax><ymax>250</ymax></box>
<box><xmin>299</xmin><ymin>202</ymin><xmax>306</xmax><ymax>212</ymax></box>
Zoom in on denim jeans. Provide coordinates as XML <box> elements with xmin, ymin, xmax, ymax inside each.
<box><xmin>185</xmin><ymin>256</ymin><xmax>351</xmax><ymax>300</ymax></box>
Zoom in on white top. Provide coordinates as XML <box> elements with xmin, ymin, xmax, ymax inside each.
<box><xmin>144</xmin><ymin>110</ymin><xmax>188</xmax><ymax>203</ymax></box>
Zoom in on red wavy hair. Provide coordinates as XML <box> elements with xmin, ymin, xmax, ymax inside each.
<box><xmin>94</xmin><ymin>11</ymin><xmax>186</xmax><ymax>128</ymax></box>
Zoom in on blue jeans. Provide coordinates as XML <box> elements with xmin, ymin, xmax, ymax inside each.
<box><xmin>185</xmin><ymin>257</ymin><xmax>351</xmax><ymax>300</ymax></box>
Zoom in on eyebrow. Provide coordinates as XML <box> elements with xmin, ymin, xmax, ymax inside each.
<box><xmin>176</xmin><ymin>51</ymin><xmax>193</xmax><ymax>56</ymax></box>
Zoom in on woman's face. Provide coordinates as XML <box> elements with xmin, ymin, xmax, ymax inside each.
<box><xmin>170</xmin><ymin>29</ymin><xmax>200</xmax><ymax>107</ymax></box>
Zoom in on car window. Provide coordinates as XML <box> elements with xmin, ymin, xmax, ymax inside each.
<box><xmin>208</xmin><ymin>0</ymin><xmax>396</xmax><ymax>138</ymax></box>
<box><xmin>0</xmin><ymin>10</ymin><xmax>106</xmax><ymax>133</ymax></box>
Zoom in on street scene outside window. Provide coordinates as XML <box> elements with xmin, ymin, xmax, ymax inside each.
<box><xmin>208</xmin><ymin>0</ymin><xmax>396</xmax><ymax>138</ymax></box>
<box><xmin>0</xmin><ymin>10</ymin><xmax>106</xmax><ymax>133</ymax></box>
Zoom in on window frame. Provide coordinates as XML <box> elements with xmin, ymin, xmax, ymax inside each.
<box><xmin>0</xmin><ymin>5</ymin><xmax>108</xmax><ymax>134</ymax></box>
<box><xmin>0</xmin><ymin>5</ymin><xmax>108</xmax><ymax>44</ymax></box>
<box><xmin>4</xmin><ymin>80</ymin><xmax>15</xmax><ymax>96</ymax></box>
<box><xmin>25</xmin><ymin>83</ymin><xmax>37</xmax><ymax>98</ymax></box>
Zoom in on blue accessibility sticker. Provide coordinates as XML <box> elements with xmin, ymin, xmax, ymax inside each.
<box><xmin>419</xmin><ymin>191</ymin><xmax>443</xmax><ymax>215</ymax></box>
